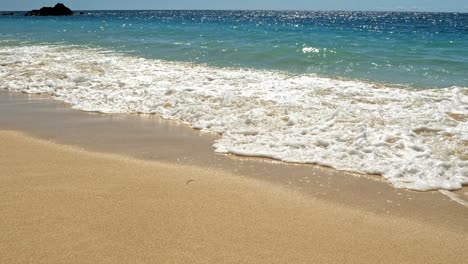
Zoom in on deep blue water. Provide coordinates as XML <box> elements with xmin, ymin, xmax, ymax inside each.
<box><xmin>1</xmin><ymin>10</ymin><xmax>467</xmax><ymax>87</ymax></box>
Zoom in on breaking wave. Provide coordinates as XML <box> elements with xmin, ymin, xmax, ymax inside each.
<box><xmin>1</xmin><ymin>44</ymin><xmax>467</xmax><ymax>191</ymax></box>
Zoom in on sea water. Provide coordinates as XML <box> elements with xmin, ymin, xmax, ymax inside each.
<box><xmin>0</xmin><ymin>11</ymin><xmax>467</xmax><ymax>191</ymax></box>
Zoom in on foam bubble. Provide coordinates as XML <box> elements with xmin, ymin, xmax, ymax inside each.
<box><xmin>302</xmin><ymin>47</ymin><xmax>320</xmax><ymax>53</ymax></box>
<box><xmin>1</xmin><ymin>44</ymin><xmax>467</xmax><ymax>191</ymax></box>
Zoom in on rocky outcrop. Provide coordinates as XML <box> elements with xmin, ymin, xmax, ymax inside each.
<box><xmin>25</xmin><ymin>3</ymin><xmax>73</xmax><ymax>16</ymax></box>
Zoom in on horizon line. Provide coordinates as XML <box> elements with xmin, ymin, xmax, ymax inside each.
<box><xmin>1</xmin><ymin>8</ymin><xmax>467</xmax><ymax>14</ymax></box>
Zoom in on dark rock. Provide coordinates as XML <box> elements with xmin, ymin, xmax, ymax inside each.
<box><xmin>25</xmin><ymin>9</ymin><xmax>40</xmax><ymax>16</ymax></box>
<box><xmin>1</xmin><ymin>12</ymin><xmax>14</xmax><ymax>16</ymax></box>
<box><xmin>25</xmin><ymin>3</ymin><xmax>73</xmax><ymax>16</ymax></box>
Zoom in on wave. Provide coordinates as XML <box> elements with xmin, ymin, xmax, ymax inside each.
<box><xmin>1</xmin><ymin>44</ymin><xmax>467</xmax><ymax>191</ymax></box>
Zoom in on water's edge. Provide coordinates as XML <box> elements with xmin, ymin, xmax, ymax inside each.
<box><xmin>1</xmin><ymin>90</ymin><xmax>467</xmax><ymax>233</ymax></box>
<box><xmin>1</xmin><ymin>44</ymin><xmax>466</xmax><ymax>191</ymax></box>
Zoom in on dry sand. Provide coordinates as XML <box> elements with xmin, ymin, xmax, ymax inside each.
<box><xmin>0</xmin><ymin>130</ymin><xmax>467</xmax><ymax>264</ymax></box>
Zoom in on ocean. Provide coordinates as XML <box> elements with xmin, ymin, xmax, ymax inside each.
<box><xmin>0</xmin><ymin>10</ymin><xmax>467</xmax><ymax>191</ymax></box>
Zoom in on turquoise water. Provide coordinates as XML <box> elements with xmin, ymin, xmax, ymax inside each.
<box><xmin>1</xmin><ymin>11</ymin><xmax>467</xmax><ymax>192</ymax></box>
<box><xmin>1</xmin><ymin>10</ymin><xmax>467</xmax><ymax>88</ymax></box>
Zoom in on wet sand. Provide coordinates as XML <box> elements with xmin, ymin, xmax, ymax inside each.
<box><xmin>1</xmin><ymin>130</ymin><xmax>467</xmax><ymax>264</ymax></box>
<box><xmin>0</xmin><ymin>90</ymin><xmax>467</xmax><ymax>233</ymax></box>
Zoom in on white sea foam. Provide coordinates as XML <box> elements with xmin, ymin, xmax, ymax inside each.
<box><xmin>302</xmin><ymin>47</ymin><xmax>320</xmax><ymax>53</ymax></box>
<box><xmin>1</xmin><ymin>45</ymin><xmax>467</xmax><ymax>191</ymax></box>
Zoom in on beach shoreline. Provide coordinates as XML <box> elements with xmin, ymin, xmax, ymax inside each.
<box><xmin>1</xmin><ymin>129</ymin><xmax>467</xmax><ymax>263</ymax></box>
<box><xmin>0</xmin><ymin>90</ymin><xmax>467</xmax><ymax>232</ymax></box>
<box><xmin>1</xmin><ymin>9</ymin><xmax>467</xmax><ymax>263</ymax></box>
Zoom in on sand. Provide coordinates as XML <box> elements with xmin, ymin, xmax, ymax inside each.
<box><xmin>0</xmin><ymin>130</ymin><xmax>467</xmax><ymax>264</ymax></box>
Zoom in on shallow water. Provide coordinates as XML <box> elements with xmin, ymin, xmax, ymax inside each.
<box><xmin>1</xmin><ymin>11</ymin><xmax>467</xmax><ymax>87</ymax></box>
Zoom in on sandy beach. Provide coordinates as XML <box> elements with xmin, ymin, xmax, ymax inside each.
<box><xmin>1</xmin><ymin>7</ymin><xmax>467</xmax><ymax>263</ymax></box>
<box><xmin>0</xmin><ymin>130</ymin><xmax>467</xmax><ymax>264</ymax></box>
<box><xmin>1</xmin><ymin>90</ymin><xmax>467</xmax><ymax>229</ymax></box>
